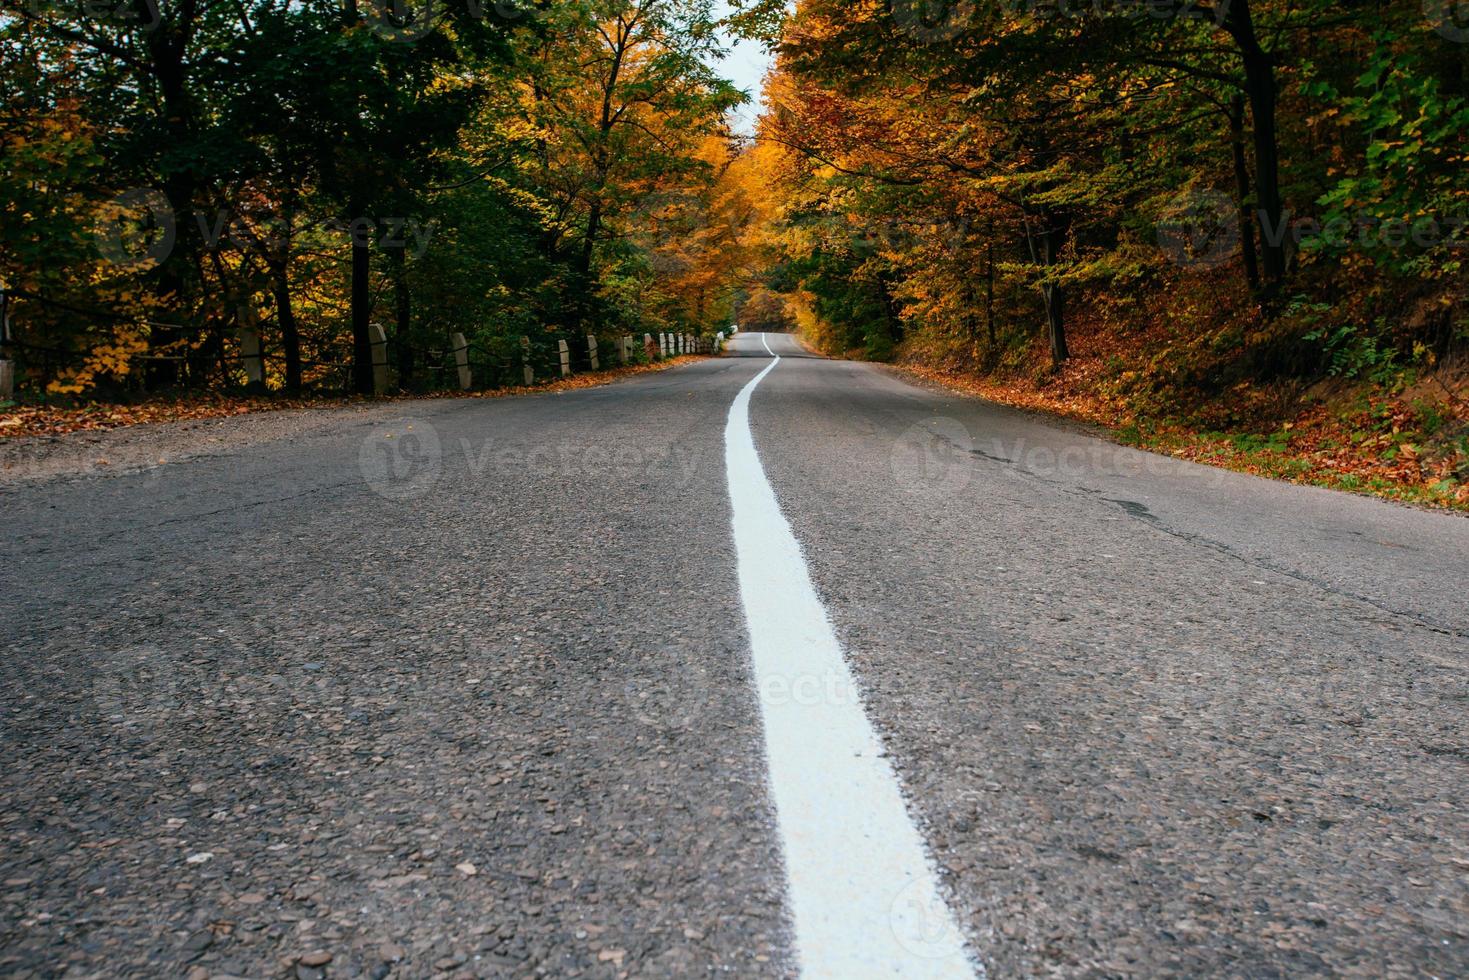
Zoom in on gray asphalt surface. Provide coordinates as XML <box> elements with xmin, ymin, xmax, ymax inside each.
<box><xmin>2</xmin><ymin>331</ymin><xmax>1466</xmax><ymax>978</ymax></box>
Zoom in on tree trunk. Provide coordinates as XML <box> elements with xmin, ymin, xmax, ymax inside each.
<box><xmin>1227</xmin><ymin>0</ymin><xmax>1286</xmax><ymax>287</ymax></box>
<box><xmin>351</xmin><ymin>211</ymin><xmax>374</xmax><ymax>396</ymax></box>
<box><xmin>392</xmin><ymin>247</ymin><xmax>413</xmax><ymax>391</ymax></box>
<box><xmin>1043</xmin><ymin>282</ymin><xmax>1067</xmax><ymax>367</ymax></box>
<box><xmin>203</xmin><ymin>251</ymin><xmax>233</xmax><ymax>387</ymax></box>
<box><xmin>575</xmin><ymin>201</ymin><xmax>603</xmax><ymax>353</ymax></box>
<box><xmin>578</xmin><ymin>204</ymin><xmax>601</xmax><ymax>277</ymax></box>
<box><xmin>273</xmin><ymin>269</ymin><xmax>302</xmax><ymax>394</ymax></box>
<box><xmin>1228</xmin><ymin>95</ymin><xmax>1261</xmax><ymax>292</ymax></box>
<box><xmin>985</xmin><ymin>234</ymin><xmax>996</xmax><ymax>354</ymax></box>
<box><xmin>140</xmin><ymin>3</ymin><xmax>199</xmax><ymax>390</ymax></box>
<box><xmin>876</xmin><ymin>276</ymin><xmax>902</xmax><ymax>347</ymax></box>
<box><xmin>1033</xmin><ymin>214</ymin><xmax>1069</xmax><ymax>367</ymax></box>
<box><xmin>1243</xmin><ymin>57</ymin><xmax>1285</xmax><ymax>285</ymax></box>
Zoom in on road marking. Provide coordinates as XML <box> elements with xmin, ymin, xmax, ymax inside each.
<box><xmin>724</xmin><ymin>334</ymin><xmax>980</xmax><ymax>979</ymax></box>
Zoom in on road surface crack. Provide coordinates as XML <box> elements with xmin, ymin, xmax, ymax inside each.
<box><xmin>1098</xmin><ymin>497</ymin><xmax>1469</xmax><ymax>645</ymax></box>
<box><xmin>949</xmin><ymin>430</ymin><xmax>1467</xmax><ymax>646</ymax></box>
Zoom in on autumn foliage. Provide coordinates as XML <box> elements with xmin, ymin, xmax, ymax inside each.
<box><xmin>724</xmin><ymin>0</ymin><xmax>1469</xmax><ymax>508</ymax></box>
<box><xmin>1</xmin><ymin>0</ymin><xmax>745</xmax><ymax>398</ymax></box>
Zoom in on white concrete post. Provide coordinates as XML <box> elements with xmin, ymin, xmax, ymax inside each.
<box><xmin>237</xmin><ymin>305</ymin><xmax>264</xmax><ymax>389</ymax></box>
<box><xmin>659</xmin><ymin>333</ymin><xmax>668</xmax><ymax>358</ymax></box>
<box><xmin>239</xmin><ymin>326</ymin><xmax>264</xmax><ymax>387</ymax></box>
<box><xmin>619</xmin><ymin>335</ymin><xmax>630</xmax><ymax>366</ymax></box>
<box><xmin>716</xmin><ymin>331</ymin><xmax>725</xmax><ymax>352</ymax></box>
<box><xmin>558</xmin><ymin>339</ymin><xmax>571</xmax><ymax>377</ymax></box>
<box><xmin>451</xmin><ymin>332</ymin><xmax>471</xmax><ymax>391</ymax></box>
<box><xmin>369</xmin><ymin>323</ymin><xmax>390</xmax><ymax>395</ymax></box>
<box><xmin>521</xmin><ymin>336</ymin><xmax>533</xmax><ymax>386</ymax></box>
<box><xmin>587</xmin><ymin>334</ymin><xmax>599</xmax><ymax>371</ymax></box>
<box><xmin>0</xmin><ymin>285</ymin><xmax>12</xmax><ymax>400</ymax></box>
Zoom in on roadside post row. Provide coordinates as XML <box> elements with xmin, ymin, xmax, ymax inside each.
<box><xmin>265</xmin><ymin>328</ymin><xmax>728</xmax><ymax>395</ymax></box>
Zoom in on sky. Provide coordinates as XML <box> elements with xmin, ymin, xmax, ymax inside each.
<box><xmin>711</xmin><ymin>1</ymin><xmax>775</xmax><ymax>136</ymax></box>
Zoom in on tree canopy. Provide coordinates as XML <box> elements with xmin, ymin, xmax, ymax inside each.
<box><xmin>1</xmin><ymin>0</ymin><xmax>748</xmax><ymax>395</ymax></box>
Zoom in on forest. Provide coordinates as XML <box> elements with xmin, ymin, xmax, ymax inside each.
<box><xmin>728</xmin><ymin>0</ymin><xmax>1469</xmax><ymax>506</ymax></box>
<box><xmin>1</xmin><ymin>0</ymin><xmax>748</xmax><ymax>396</ymax></box>
<box><xmin>3</xmin><ymin>0</ymin><xmax>1467</xmax><ymax>504</ymax></box>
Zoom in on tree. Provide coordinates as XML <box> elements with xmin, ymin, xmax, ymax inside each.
<box><xmin>516</xmin><ymin>0</ymin><xmax>743</xmax><ymax>343</ymax></box>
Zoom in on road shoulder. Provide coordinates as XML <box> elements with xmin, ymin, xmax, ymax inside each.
<box><xmin>0</xmin><ymin>357</ymin><xmax>710</xmax><ymax>487</ymax></box>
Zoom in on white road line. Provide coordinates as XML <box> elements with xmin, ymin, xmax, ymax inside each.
<box><xmin>725</xmin><ymin>334</ymin><xmax>981</xmax><ymax>979</ymax></box>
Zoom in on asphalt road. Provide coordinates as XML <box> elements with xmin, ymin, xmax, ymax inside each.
<box><xmin>2</xmin><ymin>331</ymin><xmax>1466</xmax><ymax>978</ymax></box>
